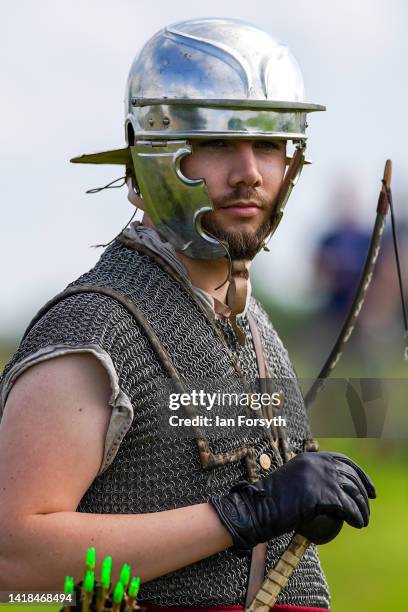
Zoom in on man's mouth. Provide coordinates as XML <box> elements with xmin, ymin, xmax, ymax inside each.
<box><xmin>218</xmin><ymin>201</ymin><xmax>262</xmax><ymax>217</ymax></box>
<box><xmin>223</xmin><ymin>200</ymin><xmax>262</xmax><ymax>208</ymax></box>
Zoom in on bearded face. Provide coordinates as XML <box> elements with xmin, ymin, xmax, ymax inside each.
<box><xmin>201</xmin><ymin>185</ymin><xmax>277</xmax><ymax>260</ymax></box>
<box><xmin>180</xmin><ymin>138</ymin><xmax>286</xmax><ymax>260</ymax></box>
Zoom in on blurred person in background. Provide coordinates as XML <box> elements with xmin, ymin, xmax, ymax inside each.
<box><xmin>311</xmin><ymin>182</ymin><xmax>408</xmax><ymax>374</ymax></box>
<box><xmin>360</xmin><ymin>220</ymin><xmax>408</xmax><ymax>372</ymax></box>
<box><xmin>315</xmin><ymin>184</ymin><xmax>370</xmax><ymax>323</ymax></box>
<box><xmin>310</xmin><ymin>183</ymin><xmax>371</xmax><ymax>366</ymax></box>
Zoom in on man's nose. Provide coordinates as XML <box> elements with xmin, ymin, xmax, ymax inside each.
<box><xmin>228</xmin><ymin>143</ymin><xmax>262</xmax><ymax>188</ymax></box>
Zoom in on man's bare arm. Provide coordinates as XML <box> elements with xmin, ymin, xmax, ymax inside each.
<box><xmin>0</xmin><ymin>354</ymin><xmax>232</xmax><ymax>590</ymax></box>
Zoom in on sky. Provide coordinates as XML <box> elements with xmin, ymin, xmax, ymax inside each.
<box><xmin>1</xmin><ymin>0</ymin><xmax>407</xmax><ymax>338</ymax></box>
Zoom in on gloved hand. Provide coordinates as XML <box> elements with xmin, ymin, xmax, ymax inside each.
<box><xmin>210</xmin><ymin>451</ymin><xmax>376</xmax><ymax>551</ymax></box>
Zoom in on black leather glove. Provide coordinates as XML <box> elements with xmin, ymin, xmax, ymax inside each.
<box><xmin>210</xmin><ymin>451</ymin><xmax>376</xmax><ymax>551</ymax></box>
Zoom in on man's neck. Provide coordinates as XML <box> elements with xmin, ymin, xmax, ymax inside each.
<box><xmin>141</xmin><ymin>212</ymin><xmax>230</xmax><ymax>304</ymax></box>
<box><xmin>175</xmin><ymin>251</ymin><xmax>230</xmax><ymax>304</ymax></box>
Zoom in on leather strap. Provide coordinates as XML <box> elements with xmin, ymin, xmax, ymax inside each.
<box><xmin>247</xmin><ymin>311</ymin><xmax>266</xmax><ymax>378</ymax></box>
<box><xmin>244</xmin><ymin>312</ymin><xmax>268</xmax><ymax>608</ymax></box>
<box><xmin>226</xmin><ymin>259</ymin><xmax>251</xmax><ymax>346</ymax></box>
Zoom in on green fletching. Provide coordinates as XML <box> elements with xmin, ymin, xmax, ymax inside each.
<box><xmin>119</xmin><ymin>563</ymin><xmax>131</xmax><ymax>586</ymax></box>
<box><xmin>113</xmin><ymin>582</ymin><xmax>124</xmax><ymax>603</ymax></box>
<box><xmin>86</xmin><ymin>547</ymin><xmax>96</xmax><ymax>569</ymax></box>
<box><xmin>102</xmin><ymin>555</ymin><xmax>112</xmax><ymax>572</ymax></box>
<box><xmin>64</xmin><ymin>576</ymin><xmax>74</xmax><ymax>594</ymax></box>
<box><xmin>101</xmin><ymin>556</ymin><xmax>112</xmax><ymax>587</ymax></box>
<box><xmin>84</xmin><ymin>570</ymin><xmax>95</xmax><ymax>593</ymax></box>
<box><xmin>128</xmin><ymin>577</ymin><xmax>140</xmax><ymax>598</ymax></box>
<box><xmin>101</xmin><ymin>565</ymin><xmax>111</xmax><ymax>590</ymax></box>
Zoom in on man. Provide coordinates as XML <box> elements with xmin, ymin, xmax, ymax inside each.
<box><xmin>0</xmin><ymin>18</ymin><xmax>375</xmax><ymax>610</ymax></box>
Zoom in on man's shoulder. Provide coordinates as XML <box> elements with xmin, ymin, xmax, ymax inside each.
<box><xmin>0</xmin><ymin>243</ymin><xmax>149</xmax><ymax>395</ymax></box>
<box><xmin>67</xmin><ymin>239</ymin><xmax>150</xmax><ymax>288</ymax></box>
<box><xmin>25</xmin><ymin>239</ymin><xmax>155</xmax><ymax>334</ymax></box>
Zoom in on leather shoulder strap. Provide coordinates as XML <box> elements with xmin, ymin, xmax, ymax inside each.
<box><xmin>245</xmin><ymin>311</ymin><xmax>268</xmax><ymax>608</ymax></box>
<box><xmin>247</xmin><ymin>311</ymin><xmax>267</xmax><ymax>379</ymax></box>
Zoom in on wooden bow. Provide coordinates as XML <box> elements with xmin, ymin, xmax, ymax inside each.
<box><xmin>246</xmin><ymin>159</ymin><xmax>405</xmax><ymax>611</ymax></box>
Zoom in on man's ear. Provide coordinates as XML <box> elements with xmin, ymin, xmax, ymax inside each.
<box><xmin>126</xmin><ymin>174</ymin><xmax>144</xmax><ymax>209</ymax></box>
<box><xmin>126</xmin><ymin>173</ymin><xmax>154</xmax><ymax>227</ymax></box>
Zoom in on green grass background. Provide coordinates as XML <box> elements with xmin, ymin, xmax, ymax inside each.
<box><xmin>318</xmin><ymin>438</ymin><xmax>407</xmax><ymax>612</ymax></box>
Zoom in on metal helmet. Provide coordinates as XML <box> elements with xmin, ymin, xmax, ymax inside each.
<box><xmin>124</xmin><ymin>18</ymin><xmax>318</xmax><ymax>143</ymax></box>
<box><xmin>72</xmin><ymin>18</ymin><xmax>325</xmax><ymax>260</ymax></box>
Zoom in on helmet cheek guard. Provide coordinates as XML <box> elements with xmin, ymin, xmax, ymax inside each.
<box><xmin>269</xmin><ymin>142</ymin><xmax>306</xmax><ymax>239</ymax></box>
<box><xmin>129</xmin><ymin>140</ymin><xmax>226</xmax><ymax>259</ymax></box>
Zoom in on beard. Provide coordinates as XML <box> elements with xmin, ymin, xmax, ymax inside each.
<box><xmin>201</xmin><ymin>187</ymin><xmax>275</xmax><ymax>260</ymax></box>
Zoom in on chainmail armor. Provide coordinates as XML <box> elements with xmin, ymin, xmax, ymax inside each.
<box><xmin>0</xmin><ymin>238</ymin><xmax>330</xmax><ymax>608</ymax></box>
